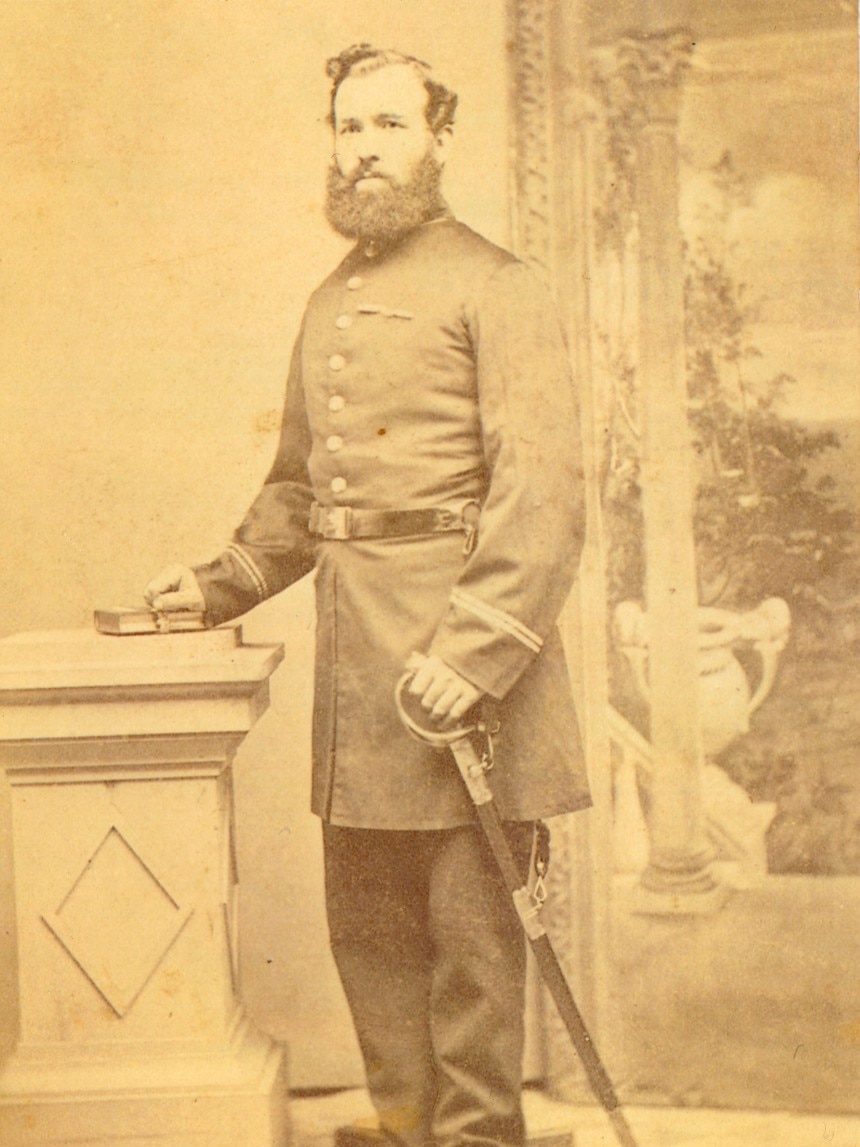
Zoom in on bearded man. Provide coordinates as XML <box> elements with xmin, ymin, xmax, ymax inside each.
<box><xmin>145</xmin><ymin>44</ymin><xmax>590</xmax><ymax>1147</ymax></box>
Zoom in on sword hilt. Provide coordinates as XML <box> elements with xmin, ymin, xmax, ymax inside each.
<box><xmin>394</xmin><ymin>671</ymin><xmax>479</xmax><ymax>749</ymax></box>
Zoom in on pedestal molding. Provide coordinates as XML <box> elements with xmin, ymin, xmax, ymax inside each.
<box><xmin>1</xmin><ymin>733</ymin><xmax>246</xmax><ymax>785</ymax></box>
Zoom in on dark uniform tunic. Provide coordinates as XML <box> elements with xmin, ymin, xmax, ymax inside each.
<box><xmin>195</xmin><ymin>216</ymin><xmax>591</xmax><ymax>829</ymax></box>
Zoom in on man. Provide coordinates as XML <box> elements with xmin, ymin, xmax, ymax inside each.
<box><xmin>146</xmin><ymin>44</ymin><xmax>590</xmax><ymax>1147</ymax></box>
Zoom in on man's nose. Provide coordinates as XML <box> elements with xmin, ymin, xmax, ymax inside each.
<box><xmin>356</xmin><ymin>139</ymin><xmax>380</xmax><ymax>163</ymax></box>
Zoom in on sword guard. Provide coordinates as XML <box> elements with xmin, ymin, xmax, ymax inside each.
<box><xmin>394</xmin><ymin>672</ymin><xmax>481</xmax><ymax>750</ymax></box>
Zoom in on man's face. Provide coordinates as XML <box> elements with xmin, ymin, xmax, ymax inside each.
<box><xmin>333</xmin><ymin>64</ymin><xmax>441</xmax><ymax>190</ymax></box>
<box><xmin>324</xmin><ymin>63</ymin><xmax>449</xmax><ymax>243</ymax></box>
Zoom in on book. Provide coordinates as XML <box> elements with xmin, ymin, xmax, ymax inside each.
<box><xmin>94</xmin><ymin>606</ymin><xmax>207</xmax><ymax>636</ymax></box>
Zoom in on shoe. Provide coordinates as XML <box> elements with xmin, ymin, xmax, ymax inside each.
<box><xmin>334</xmin><ymin>1117</ymin><xmax>388</xmax><ymax>1147</ymax></box>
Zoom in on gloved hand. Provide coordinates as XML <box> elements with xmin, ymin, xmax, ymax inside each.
<box><xmin>405</xmin><ymin>651</ymin><xmax>483</xmax><ymax>726</ymax></box>
<box><xmin>143</xmin><ymin>565</ymin><xmax>206</xmax><ymax>613</ymax></box>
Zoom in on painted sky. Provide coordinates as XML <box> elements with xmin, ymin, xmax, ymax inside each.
<box><xmin>680</xmin><ymin>28</ymin><xmax>859</xmax><ymax>423</ymax></box>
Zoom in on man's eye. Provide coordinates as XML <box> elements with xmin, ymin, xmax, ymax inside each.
<box><xmin>339</xmin><ymin>124</ymin><xmax>361</xmax><ymax>135</ymax></box>
<box><xmin>381</xmin><ymin>120</ymin><xmax>404</xmax><ymax>130</ymax></box>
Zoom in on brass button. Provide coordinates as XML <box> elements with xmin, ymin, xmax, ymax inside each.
<box><xmin>347</xmin><ymin>276</ymin><xmax>363</xmax><ymax>290</ymax></box>
<box><xmin>328</xmin><ymin>395</ymin><xmax>346</xmax><ymax>413</ymax></box>
<box><xmin>329</xmin><ymin>354</ymin><xmax>346</xmax><ymax>372</ymax></box>
<box><xmin>326</xmin><ymin>435</ymin><xmax>344</xmax><ymax>453</ymax></box>
<box><xmin>336</xmin><ymin>314</ymin><xmax>353</xmax><ymax>330</ymax></box>
<box><xmin>330</xmin><ymin>476</ymin><xmax>347</xmax><ymax>494</ymax></box>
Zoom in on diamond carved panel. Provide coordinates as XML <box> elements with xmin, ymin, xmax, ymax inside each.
<box><xmin>42</xmin><ymin>825</ymin><xmax>193</xmax><ymax>1016</ymax></box>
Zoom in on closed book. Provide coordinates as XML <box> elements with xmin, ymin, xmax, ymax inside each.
<box><xmin>94</xmin><ymin>606</ymin><xmax>207</xmax><ymax>635</ymax></box>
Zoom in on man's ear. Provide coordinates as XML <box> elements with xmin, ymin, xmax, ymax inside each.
<box><xmin>434</xmin><ymin>125</ymin><xmax>454</xmax><ymax>167</ymax></box>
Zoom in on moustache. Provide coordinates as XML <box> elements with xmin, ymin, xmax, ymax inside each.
<box><xmin>350</xmin><ymin>166</ymin><xmax>394</xmax><ymax>186</ymax></box>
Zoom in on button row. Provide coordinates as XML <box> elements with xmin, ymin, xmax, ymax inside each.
<box><xmin>327</xmin><ymin>273</ymin><xmax>364</xmax><ymax>499</ymax></box>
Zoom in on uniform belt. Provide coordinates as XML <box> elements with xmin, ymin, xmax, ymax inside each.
<box><xmin>309</xmin><ymin>501</ymin><xmax>478</xmax><ymax>542</ymax></box>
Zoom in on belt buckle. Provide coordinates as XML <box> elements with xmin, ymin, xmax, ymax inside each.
<box><xmin>320</xmin><ymin>505</ymin><xmax>353</xmax><ymax>540</ymax></box>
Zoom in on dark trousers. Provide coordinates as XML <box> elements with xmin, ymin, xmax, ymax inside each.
<box><xmin>323</xmin><ymin>822</ymin><xmax>534</xmax><ymax>1147</ymax></box>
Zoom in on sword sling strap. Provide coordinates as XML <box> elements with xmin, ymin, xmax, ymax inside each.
<box><xmin>527</xmin><ymin>820</ymin><xmax>550</xmax><ymax>907</ymax></box>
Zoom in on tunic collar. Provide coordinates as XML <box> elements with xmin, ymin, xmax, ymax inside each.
<box><xmin>357</xmin><ymin>208</ymin><xmax>455</xmax><ymax>261</ymax></box>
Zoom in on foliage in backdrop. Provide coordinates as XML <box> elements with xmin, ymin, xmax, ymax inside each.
<box><xmin>592</xmin><ymin>57</ymin><xmax>860</xmax><ymax>873</ymax></box>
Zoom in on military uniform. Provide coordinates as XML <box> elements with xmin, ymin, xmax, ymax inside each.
<box><xmin>194</xmin><ymin>215</ymin><xmax>590</xmax><ymax>1146</ymax></box>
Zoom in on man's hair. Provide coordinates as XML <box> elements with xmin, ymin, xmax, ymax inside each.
<box><xmin>326</xmin><ymin>44</ymin><xmax>458</xmax><ymax>136</ymax></box>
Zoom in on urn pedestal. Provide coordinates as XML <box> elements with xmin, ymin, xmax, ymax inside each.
<box><xmin>0</xmin><ymin>626</ymin><xmax>287</xmax><ymax>1147</ymax></box>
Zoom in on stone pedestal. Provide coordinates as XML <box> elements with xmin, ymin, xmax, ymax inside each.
<box><xmin>0</xmin><ymin>626</ymin><xmax>288</xmax><ymax>1147</ymax></box>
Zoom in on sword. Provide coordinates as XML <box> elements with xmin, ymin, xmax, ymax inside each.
<box><xmin>395</xmin><ymin>674</ymin><xmax>641</xmax><ymax>1147</ymax></box>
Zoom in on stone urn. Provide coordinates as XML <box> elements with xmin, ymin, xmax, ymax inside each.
<box><xmin>613</xmin><ymin>597</ymin><xmax>791</xmax><ymax>757</ymax></box>
<box><xmin>612</xmin><ymin>597</ymin><xmax>791</xmax><ymax>881</ymax></box>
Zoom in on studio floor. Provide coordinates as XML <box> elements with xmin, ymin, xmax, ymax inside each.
<box><xmin>289</xmin><ymin>1086</ymin><xmax>860</xmax><ymax>1147</ymax></box>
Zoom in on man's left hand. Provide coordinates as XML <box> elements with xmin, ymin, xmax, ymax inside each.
<box><xmin>406</xmin><ymin>653</ymin><xmax>483</xmax><ymax>726</ymax></box>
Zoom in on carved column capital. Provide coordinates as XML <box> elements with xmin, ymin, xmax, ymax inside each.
<box><xmin>617</xmin><ymin>30</ymin><xmax>694</xmax><ymax>123</ymax></box>
<box><xmin>558</xmin><ymin>79</ymin><xmax>603</xmax><ymax>131</ymax></box>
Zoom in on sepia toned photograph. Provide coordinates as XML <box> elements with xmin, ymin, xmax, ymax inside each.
<box><xmin>0</xmin><ymin>2</ymin><xmax>858</xmax><ymax>1145</ymax></box>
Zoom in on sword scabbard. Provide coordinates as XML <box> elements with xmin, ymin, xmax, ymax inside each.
<box><xmin>393</xmin><ymin>670</ymin><xmax>641</xmax><ymax>1147</ymax></box>
<box><xmin>448</xmin><ymin>736</ymin><xmax>494</xmax><ymax>805</ymax></box>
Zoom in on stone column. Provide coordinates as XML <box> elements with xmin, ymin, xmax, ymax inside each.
<box><xmin>0</xmin><ymin>625</ymin><xmax>289</xmax><ymax>1147</ymax></box>
<box><xmin>507</xmin><ymin>0</ymin><xmax>617</xmax><ymax>1096</ymax></box>
<box><xmin>620</xmin><ymin>33</ymin><xmax>726</xmax><ymax>912</ymax></box>
<box><xmin>547</xmin><ymin>0</ymin><xmax>620</xmax><ymax>1096</ymax></box>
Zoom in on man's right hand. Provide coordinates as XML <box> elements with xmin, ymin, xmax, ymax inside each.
<box><xmin>144</xmin><ymin>565</ymin><xmax>206</xmax><ymax>613</ymax></box>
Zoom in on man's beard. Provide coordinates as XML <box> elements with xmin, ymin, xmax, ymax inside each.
<box><xmin>325</xmin><ymin>149</ymin><xmax>448</xmax><ymax>244</ymax></box>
